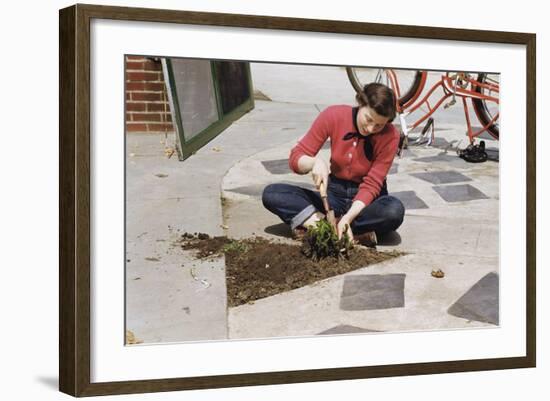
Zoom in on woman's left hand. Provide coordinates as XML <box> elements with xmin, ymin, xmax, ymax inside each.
<box><xmin>337</xmin><ymin>215</ymin><xmax>354</xmax><ymax>242</ymax></box>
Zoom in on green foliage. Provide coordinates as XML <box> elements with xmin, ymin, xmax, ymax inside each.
<box><xmin>301</xmin><ymin>219</ymin><xmax>353</xmax><ymax>261</ymax></box>
<box><xmin>222</xmin><ymin>240</ymin><xmax>249</xmax><ymax>254</ymax></box>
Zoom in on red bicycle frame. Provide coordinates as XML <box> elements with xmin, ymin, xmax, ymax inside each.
<box><xmin>385</xmin><ymin>70</ymin><xmax>499</xmax><ymax>144</ymax></box>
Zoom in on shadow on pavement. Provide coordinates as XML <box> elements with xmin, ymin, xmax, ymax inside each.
<box><xmin>264</xmin><ymin>224</ymin><xmax>402</xmax><ymax>246</ymax></box>
<box><xmin>377</xmin><ymin>231</ymin><xmax>402</xmax><ymax>246</ymax></box>
<box><xmin>264</xmin><ymin>223</ymin><xmax>293</xmax><ymax>238</ymax></box>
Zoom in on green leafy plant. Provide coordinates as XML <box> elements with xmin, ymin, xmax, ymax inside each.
<box><xmin>222</xmin><ymin>240</ymin><xmax>249</xmax><ymax>254</ymax></box>
<box><xmin>301</xmin><ymin>219</ymin><xmax>353</xmax><ymax>261</ymax></box>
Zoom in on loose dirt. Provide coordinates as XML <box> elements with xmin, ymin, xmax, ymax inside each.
<box><xmin>179</xmin><ymin>232</ymin><xmax>403</xmax><ymax>307</ymax></box>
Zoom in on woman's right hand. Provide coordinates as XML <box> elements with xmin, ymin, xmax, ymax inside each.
<box><xmin>311</xmin><ymin>158</ymin><xmax>330</xmax><ymax>191</ymax></box>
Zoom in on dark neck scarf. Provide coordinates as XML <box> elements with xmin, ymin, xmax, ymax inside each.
<box><xmin>343</xmin><ymin>107</ymin><xmax>374</xmax><ymax>161</ymax></box>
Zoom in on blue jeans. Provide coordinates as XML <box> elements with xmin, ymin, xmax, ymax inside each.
<box><xmin>262</xmin><ymin>175</ymin><xmax>404</xmax><ymax>236</ymax></box>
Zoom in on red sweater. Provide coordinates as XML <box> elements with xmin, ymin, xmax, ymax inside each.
<box><xmin>288</xmin><ymin>104</ymin><xmax>399</xmax><ymax>206</ymax></box>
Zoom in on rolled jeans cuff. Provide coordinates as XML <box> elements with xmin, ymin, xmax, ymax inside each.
<box><xmin>290</xmin><ymin>204</ymin><xmax>318</xmax><ymax>230</ymax></box>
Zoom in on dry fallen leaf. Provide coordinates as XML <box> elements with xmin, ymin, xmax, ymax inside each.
<box><xmin>212</xmin><ymin>147</ymin><xmax>221</xmax><ymax>152</ymax></box>
<box><xmin>431</xmin><ymin>269</ymin><xmax>445</xmax><ymax>278</ymax></box>
<box><xmin>164</xmin><ymin>147</ymin><xmax>175</xmax><ymax>158</ymax></box>
<box><xmin>220</xmin><ymin>224</ymin><xmax>229</xmax><ymax>229</ymax></box>
<box><xmin>126</xmin><ymin>330</ymin><xmax>143</xmax><ymax>345</ymax></box>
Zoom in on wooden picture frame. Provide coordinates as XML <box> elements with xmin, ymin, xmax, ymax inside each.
<box><xmin>59</xmin><ymin>3</ymin><xmax>536</xmax><ymax>397</ymax></box>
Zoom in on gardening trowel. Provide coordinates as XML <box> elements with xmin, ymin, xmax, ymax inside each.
<box><xmin>319</xmin><ymin>179</ymin><xmax>337</xmax><ymax>231</ymax></box>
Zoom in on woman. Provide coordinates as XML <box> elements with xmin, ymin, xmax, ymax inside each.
<box><xmin>262</xmin><ymin>82</ymin><xmax>405</xmax><ymax>246</ymax></box>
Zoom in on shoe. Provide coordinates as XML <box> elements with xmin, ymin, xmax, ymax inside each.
<box><xmin>291</xmin><ymin>226</ymin><xmax>308</xmax><ymax>241</ymax></box>
<box><xmin>354</xmin><ymin>231</ymin><xmax>378</xmax><ymax>248</ymax></box>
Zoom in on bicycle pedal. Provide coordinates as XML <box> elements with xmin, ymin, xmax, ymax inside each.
<box><xmin>444</xmin><ymin>99</ymin><xmax>456</xmax><ymax>109</ymax></box>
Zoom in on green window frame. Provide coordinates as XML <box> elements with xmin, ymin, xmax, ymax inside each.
<box><xmin>163</xmin><ymin>58</ymin><xmax>255</xmax><ymax>161</ymax></box>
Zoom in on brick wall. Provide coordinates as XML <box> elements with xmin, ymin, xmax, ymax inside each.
<box><xmin>125</xmin><ymin>56</ymin><xmax>175</xmax><ymax>133</ymax></box>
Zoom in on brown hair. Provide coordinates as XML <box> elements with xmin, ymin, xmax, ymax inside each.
<box><xmin>355</xmin><ymin>82</ymin><xmax>397</xmax><ymax>122</ymax></box>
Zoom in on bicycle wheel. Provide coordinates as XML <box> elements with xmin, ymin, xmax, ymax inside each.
<box><xmin>346</xmin><ymin>67</ymin><xmax>424</xmax><ymax>107</ymax></box>
<box><xmin>472</xmin><ymin>73</ymin><xmax>500</xmax><ymax>139</ymax></box>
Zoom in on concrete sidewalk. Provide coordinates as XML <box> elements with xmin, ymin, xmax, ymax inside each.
<box><xmin>125</xmin><ymin>100</ymin><xmax>328</xmax><ymax>343</ymax></box>
<box><xmin>125</xmin><ymin>65</ymin><xmax>499</xmax><ymax>344</ymax></box>
<box><xmin>222</xmin><ymin>107</ymin><xmax>498</xmax><ymax>339</ymax></box>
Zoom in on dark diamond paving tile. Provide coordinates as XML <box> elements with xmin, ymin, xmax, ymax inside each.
<box><xmin>389</xmin><ymin>163</ymin><xmax>398</xmax><ymax>175</ymax></box>
<box><xmin>433</xmin><ymin>184</ymin><xmax>489</xmax><ymax>203</ymax></box>
<box><xmin>413</xmin><ymin>154</ymin><xmax>470</xmax><ymax>168</ymax></box>
<box><xmin>280</xmin><ymin>180</ymin><xmax>317</xmax><ymax>191</ymax></box>
<box><xmin>340</xmin><ymin>274</ymin><xmax>406</xmax><ymax>311</ymax></box>
<box><xmin>261</xmin><ymin>159</ymin><xmax>291</xmax><ymax>175</ymax></box>
<box><xmin>486</xmin><ymin>147</ymin><xmax>499</xmax><ymax>162</ymax></box>
<box><xmin>226</xmin><ymin>184</ymin><xmax>266</xmax><ymax>197</ymax></box>
<box><xmin>448</xmin><ymin>272</ymin><xmax>499</xmax><ymax>325</ymax></box>
<box><xmin>317</xmin><ymin>325</ymin><xmax>379</xmax><ymax>335</ymax></box>
<box><xmin>390</xmin><ymin>190</ymin><xmax>428</xmax><ymax>210</ymax></box>
<box><xmin>227</xmin><ymin>181</ymin><xmax>316</xmax><ymax>198</ymax></box>
<box><xmin>475</xmin><ymin>130</ymin><xmax>498</xmax><ymax>141</ymax></box>
<box><xmin>410</xmin><ymin>171</ymin><xmax>472</xmax><ymax>185</ymax></box>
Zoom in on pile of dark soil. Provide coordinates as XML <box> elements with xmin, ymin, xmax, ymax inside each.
<box><xmin>179</xmin><ymin>232</ymin><xmax>403</xmax><ymax>307</ymax></box>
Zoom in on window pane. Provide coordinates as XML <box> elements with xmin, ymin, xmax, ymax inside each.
<box><xmin>214</xmin><ymin>61</ymin><xmax>251</xmax><ymax>115</ymax></box>
<box><xmin>170</xmin><ymin>59</ymin><xmax>219</xmax><ymax>141</ymax></box>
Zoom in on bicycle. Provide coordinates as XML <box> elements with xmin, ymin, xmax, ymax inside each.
<box><xmin>345</xmin><ymin>68</ymin><xmax>500</xmax><ymax>150</ymax></box>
